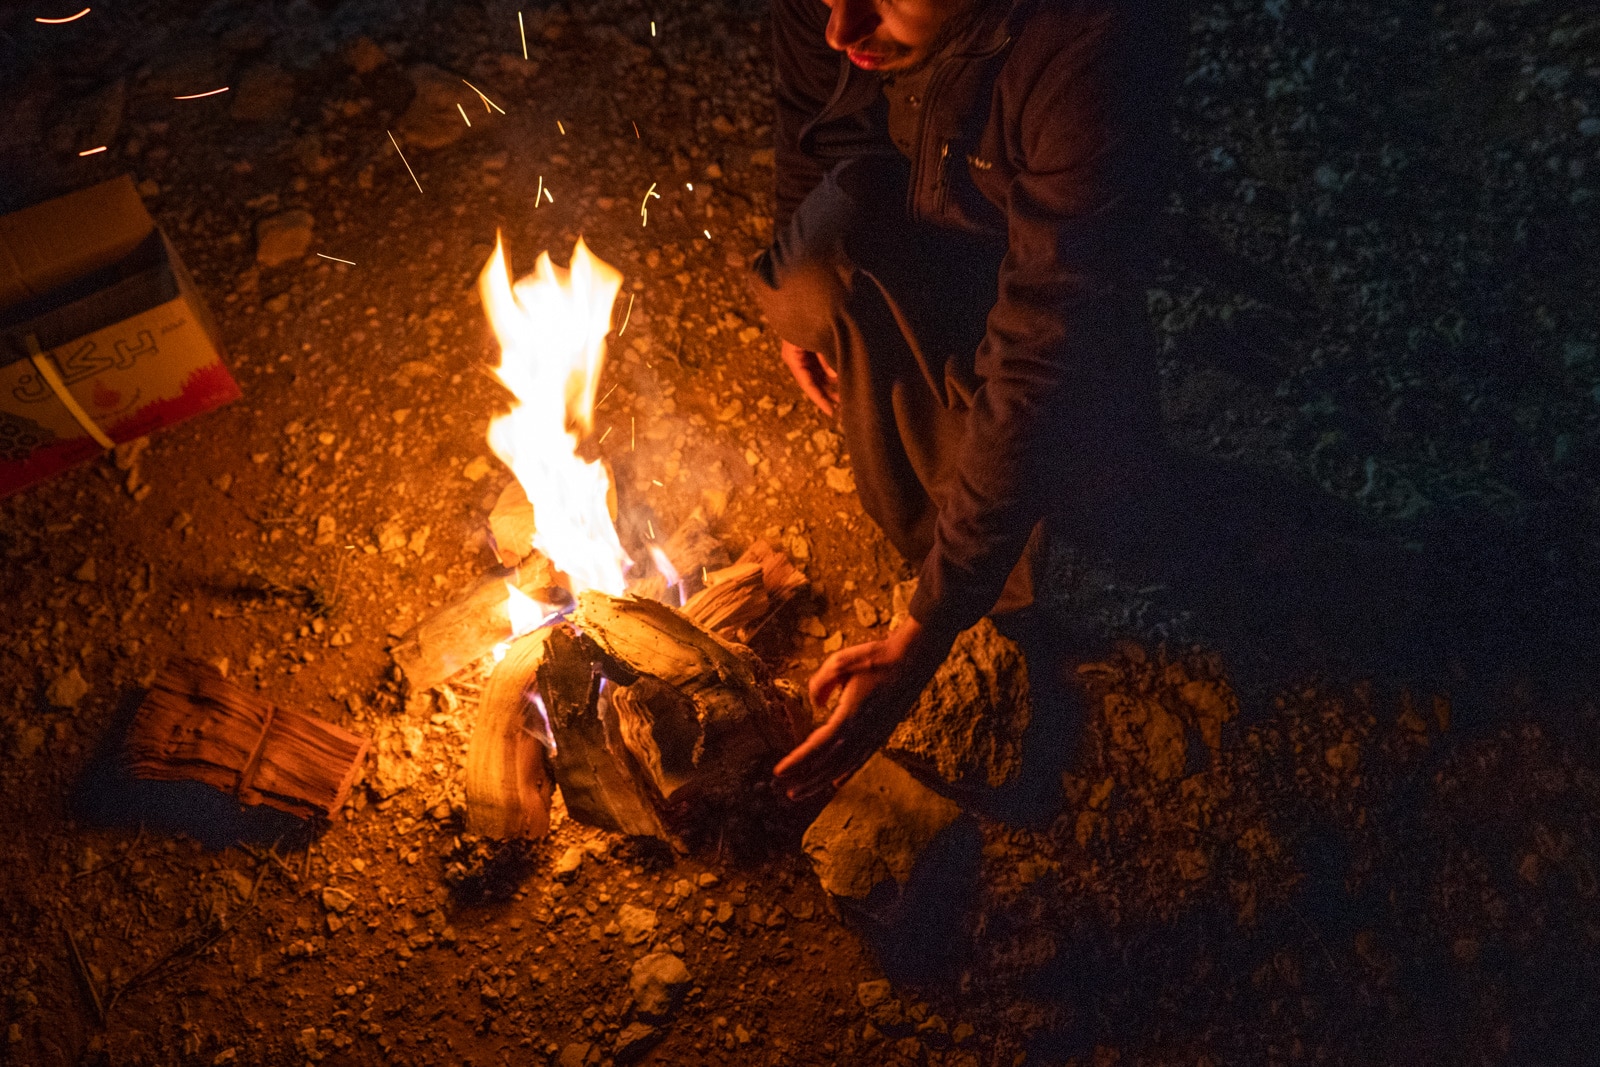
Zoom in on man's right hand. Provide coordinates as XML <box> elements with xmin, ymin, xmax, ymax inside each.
<box><xmin>781</xmin><ymin>339</ymin><xmax>840</xmax><ymax>417</ymax></box>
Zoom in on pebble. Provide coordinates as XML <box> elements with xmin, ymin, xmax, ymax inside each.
<box><xmin>617</xmin><ymin>903</ymin><xmax>657</xmax><ymax>945</ymax></box>
<box><xmin>629</xmin><ymin>952</ymin><xmax>691</xmax><ymax>1019</ymax></box>
<box><xmin>72</xmin><ymin>558</ymin><xmax>96</xmax><ymax>582</ymax></box>
<box><xmin>47</xmin><ymin>668</ymin><xmax>90</xmax><ymax>708</ymax></box>
<box><xmin>322</xmin><ymin>887</ymin><xmax>356</xmax><ymax>914</ymax></box>
<box><xmin>256</xmin><ymin>210</ymin><xmax>315</xmax><ymax>268</ymax></box>
<box><xmin>853</xmin><ymin>598</ymin><xmax>880</xmax><ymax>627</ymax></box>
<box><xmin>612</xmin><ymin>1022</ymin><xmax>659</xmax><ymax>1062</ymax></box>
<box><xmin>857</xmin><ymin>979</ymin><xmax>892</xmax><ymax>1009</ymax></box>
<box><xmin>553</xmin><ymin>846</ymin><xmax>584</xmax><ymax>881</ymax></box>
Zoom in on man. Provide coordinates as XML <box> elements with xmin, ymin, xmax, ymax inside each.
<box><xmin>756</xmin><ymin>0</ymin><xmax>1185</xmax><ymax>800</ymax></box>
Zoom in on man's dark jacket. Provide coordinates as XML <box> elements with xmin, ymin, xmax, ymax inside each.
<box><xmin>769</xmin><ymin>0</ymin><xmax>1186</xmax><ymax>637</ymax></box>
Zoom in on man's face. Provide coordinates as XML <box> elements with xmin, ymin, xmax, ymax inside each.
<box><xmin>821</xmin><ymin>0</ymin><xmax>973</xmax><ymax>72</ymax></box>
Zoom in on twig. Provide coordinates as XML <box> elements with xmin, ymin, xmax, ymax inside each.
<box><xmin>61</xmin><ymin>916</ymin><xmax>105</xmax><ymax>1026</ymax></box>
<box><xmin>104</xmin><ymin>856</ymin><xmax>273</xmax><ymax>1015</ymax></box>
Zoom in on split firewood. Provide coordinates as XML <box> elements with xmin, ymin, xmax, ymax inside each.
<box><xmin>681</xmin><ymin>539</ymin><xmax>808</xmax><ymax>641</ymax></box>
<box><xmin>390</xmin><ymin>554</ymin><xmax>559</xmax><ymax>692</ymax></box>
<box><xmin>471</xmin><ymin>623</ymin><xmax>669</xmax><ymax>840</ymax></box>
<box><xmin>573</xmin><ymin>591</ymin><xmax>808</xmax><ymax>820</ymax></box>
<box><xmin>125</xmin><ymin>659</ymin><xmax>369</xmax><ymax>820</ymax></box>
<box><xmin>628</xmin><ymin>508</ymin><xmax>730</xmax><ymax>604</ymax></box>
<box><xmin>463</xmin><ymin>630</ymin><xmax>558</xmax><ymax>839</ymax></box>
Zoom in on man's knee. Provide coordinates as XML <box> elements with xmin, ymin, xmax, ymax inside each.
<box><xmin>748</xmin><ymin>246</ymin><xmax>850</xmax><ymax>356</ymax></box>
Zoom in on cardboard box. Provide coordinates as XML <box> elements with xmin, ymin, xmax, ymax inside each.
<box><xmin>0</xmin><ymin>176</ymin><xmax>240</xmax><ymax>498</ymax></box>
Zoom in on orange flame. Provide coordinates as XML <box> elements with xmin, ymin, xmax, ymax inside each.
<box><xmin>479</xmin><ymin>234</ymin><xmax>630</xmax><ymax>596</ymax></box>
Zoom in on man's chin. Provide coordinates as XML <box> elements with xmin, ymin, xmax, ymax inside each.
<box><xmin>845</xmin><ymin>46</ymin><xmax>912</xmax><ymax>71</ymax></box>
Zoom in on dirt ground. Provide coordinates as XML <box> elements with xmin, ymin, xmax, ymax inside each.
<box><xmin>2</xmin><ymin>0</ymin><xmax>1599</xmax><ymax>1064</ymax></box>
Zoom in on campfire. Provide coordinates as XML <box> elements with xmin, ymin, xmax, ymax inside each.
<box><xmin>395</xmin><ymin>235</ymin><xmax>808</xmax><ymax>848</ymax></box>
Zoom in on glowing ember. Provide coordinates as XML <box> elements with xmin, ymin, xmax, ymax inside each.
<box><xmin>479</xmin><ymin>234</ymin><xmax>631</xmax><ymax>597</ymax></box>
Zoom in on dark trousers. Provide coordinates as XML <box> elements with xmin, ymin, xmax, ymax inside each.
<box><xmin>750</xmin><ymin>158</ymin><xmax>1033</xmax><ymax>586</ymax></box>
<box><xmin>751</xmin><ymin>159</ymin><xmax>1177</xmax><ymax>614</ymax></box>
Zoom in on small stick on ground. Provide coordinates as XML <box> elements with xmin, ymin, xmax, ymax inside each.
<box><xmin>61</xmin><ymin>915</ymin><xmax>105</xmax><ymax>1026</ymax></box>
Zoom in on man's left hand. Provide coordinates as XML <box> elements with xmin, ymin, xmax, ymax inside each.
<box><xmin>773</xmin><ymin>616</ymin><xmax>953</xmax><ymax>801</ymax></box>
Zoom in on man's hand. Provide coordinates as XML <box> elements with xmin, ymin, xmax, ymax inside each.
<box><xmin>781</xmin><ymin>339</ymin><xmax>840</xmax><ymax>417</ymax></box>
<box><xmin>773</xmin><ymin>616</ymin><xmax>953</xmax><ymax>801</ymax></box>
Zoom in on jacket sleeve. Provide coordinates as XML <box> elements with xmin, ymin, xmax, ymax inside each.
<box><xmin>771</xmin><ymin>0</ymin><xmax>892</xmax><ymax>230</ymax></box>
<box><xmin>906</xmin><ymin>7</ymin><xmax>1175</xmax><ymax>638</ymax></box>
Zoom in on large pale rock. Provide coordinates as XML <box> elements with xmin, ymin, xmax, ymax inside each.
<box><xmin>802</xmin><ymin>754</ymin><xmax>961</xmax><ymax>901</ymax></box>
<box><xmin>886</xmin><ymin>617</ymin><xmax>1031</xmax><ymax>793</ymax></box>
<box><xmin>255</xmin><ymin>210</ymin><xmax>314</xmax><ymax>268</ymax></box>
<box><xmin>629</xmin><ymin>952</ymin><xmax>691</xmax><ymax>1020</ymax></box>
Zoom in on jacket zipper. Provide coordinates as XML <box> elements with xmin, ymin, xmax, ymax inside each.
<box><xmin>910</xmin><ymin>60</ymin><xmax>951</xmax><ymax>220</ymax></box>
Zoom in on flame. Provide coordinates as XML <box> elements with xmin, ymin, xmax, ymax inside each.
<box><xmin>506</xmin><ymin>581</ymin><xmax>545</xmax><ymax>638</ymax></box>
<box><xmin>480</xmin><ymin>234</ymin><xmax>631</xmax><ymax>596</ymax></box>
<box><xmin>647</xmin><ymin>544</ymin><xmax>680</xmax><ymax>588</ymax></box>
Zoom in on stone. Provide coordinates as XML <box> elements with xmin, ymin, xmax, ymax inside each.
<box><xmin>73</xmin><ymin>557</ymin><xmax>97</xmax><ymax>582</ymax></box>
<box><xmin>556</xmin><ymin>1042</ymin><xmax>592</xmax><ymax>1067</ymax></box>
<box><xmin>617</xmin><ymin>904</ymin><xmax>657</xmax><ymax>945</ymax></box>
<box><xmin>552</xmin><ymin>846</ymin><xmax>584</xmax><ymax>882</ymax></box>
<box><xmin>230</xmin><ymin>64</ymin><xmax>295</xmax><ymax>122</ymax></box>
<box><xmin>857</xmin><ymin>979</ymin><xmax>892</xmax><ymax>1009</ymax></box>
<box><xmin>370</xmin><ymin>721</ymin><xmax>423</xmax><ymax>798</ymax></box>
<box><xmin>398</xmin><ymin>64</ymin><xmax>497</xmax><ymax>150</ymax></box>
<box><xmin>343</xmin><ymin>36</ymin><xmax>389</xmax><ymax>75</ymax></box>
<box><xmin>885</xmin><ymin>617</ymin><xmax>1031</xmax><ymax>792</ymax></box>
<box><xmin>852</xmin><ymin>598</ymin><xmax>879</xmax><ymax>627</ymax></box>
<box><xmin>629</xmin><ymin>952</ymin><xmax>691</xmax><ymax>1020</ymax></box>
<box><xmin>256</xmin><ymin>210</ymin><xmax>314</xmax><ymax>268</ymax></box>
<box><xmin>47</xmin><ymin>668</ymin><xmax>90</xmax><ymax>708</ymax></box>
<box><xmin>314</xmin><ymin>515</ymin><xmax>337</xmax><ymax>546</ymax></box>
<box><xmin>612</xmin><ymin>1022</ymin><xmax>659</xmax><ymax>1062</ymax></box>
<box><xmin>825</xmin><ymin>466</ymin><xmax>856</xmax><ymax>494</ymax></box>
<box><xmin>802</xmin><ymin>754</ymin><xmax>962</xmax><ymax>900</ymax></box>
<box><xmin>321</xmin><ymin>887</ymin><xmax>355</xmax><ymax>914</ymax></box>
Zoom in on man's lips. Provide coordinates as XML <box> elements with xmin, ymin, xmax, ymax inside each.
<box><xmin>846</xmin><ymin>48</ymin><xmax>888</xmax><ymax>70</ymax></box>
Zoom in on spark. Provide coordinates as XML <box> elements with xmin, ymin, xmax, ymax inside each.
<box><xmin>542</xmin><ymin>186</ymin><xmax>553</xmax><ymax>205</ymax></box>
<box><xmin>640</xmin><ymin>182</ymin><xmax>659</xmax><ymax>226</ymax></box>
<box><xmin>701</xmin><ymin>566</ymin><xmax>708</xmax><ymax>585</ymax></box>
<box><xmin>651</xmin><ymin>20</ymin><xmax>656</xmax><ymax>36</ymax></box>
<box><xmin>387</xmin><ymin>130</ymin><xmax>424</xmax><ymax>194</ymax></box>
<box><xmin>173</xmin><ymin>86</ymin><xmax>229</xmax><ymax>100</ymax></box>
<box><xmin>457</xmin><ymin>102</ymin><xmax>472</xmax><ymax>127</ymax></box>
<box><xmin>686</xmin><ymin>182</ymin><xmax>693</xmax><ymax>191</ymax></box>
<box><xmin>647</xmin><ymin>519</ymin><xmax>655</xmax><ymax>539</ymax></box>
<box><xmin>599</xmin><ymin>426</ymin><xmax>613</xmax><ymax>445</ymax></box>
<box><xmin>632</xmin><ymin>121</ymin><xmax>640</xmax><ymax>139</ymax></box>
<box><xmin>518</xmin><ymin>11</ymin><xmax>528</xmax><ymax>59</ymax></box>
<box><xmin>617</xmin><ymin>292</ymin><xmax>635</xmax><ymax>335</ymax></box>
<box><xmin>35</xmin><ymin>7</ymin><xmax>90</xmax><ymax>23</ymax></box>
<box><xmin>76</xmin><ymin>145</ymin><xmax>107</xmax><ymax>156</ymax></box>
<box><xmin>651</xmin><ymin>479</ymin><xmax>664</xmax><ymax>487</ymax></box>
<box><xmin>704</xmin><ymin>229</ymin><xmax>712</xmax><ymax>239</ymax></box>
<box><xmin>316</xmin><ymin>253</ymin><xmax>356</xmax><ymax>265</ymax></box>
<box><xmin>460</xmin><ymin>79</ymin><xmax>506</xmax><ymax>115</ymax></box>
<box><xmin>536</xmin><ymin>174</ymin><xmax>543</xmax><ymax>205</ymax></box>
<box><xmin>597</xmin><ymin>383</ymin><xmax>618</xmax><ymax>409</ymax></box>
<box><xmin>556</xmin><ymin>120</ymin><xmax>565</xmax><ymax>135</ymax></box>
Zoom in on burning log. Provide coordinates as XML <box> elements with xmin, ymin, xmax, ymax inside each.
<box><xmin>465</xmin><ymin>587</ymin><xmax>807</xmax><ymax>843</ymax></box>
<box><xmin>462</xmin><ymin>629</ymin><xmax>557</xmax><ymax>839</ymax></box>
<box><xmin>681</xmin><ymin>539</ymin><xmax>808</xmax><ymax>641</ymax></box>
<box><xmin>390</xmin><ymin>555</ymin><xmax>559</xmax><ymax>693</ymax></box>
<box><xmin>467</xmin><ymin>623</ymin><xmax>669</xmax><ymax>840</ymax></box>
<box><xmin>125</xmin><ymin>659</ymin><xmax>369</xmax><ymax>819</ymax></box>
<box><xmin>576</xmin><ymin>591</ymin><xmax>808</xmax><ymax>816</ymax></box>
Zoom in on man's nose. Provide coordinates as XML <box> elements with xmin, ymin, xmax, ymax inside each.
<box><xmin>825</xmin><ymin>0</ymin><xmax>879</xmax><ymax>51</ymax></box>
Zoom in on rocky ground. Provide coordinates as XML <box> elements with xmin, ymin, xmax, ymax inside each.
<box><xmin>2</xmin><ymin>0</ymin><xmax>1599</xmax><ymax>1064</ymax></box>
